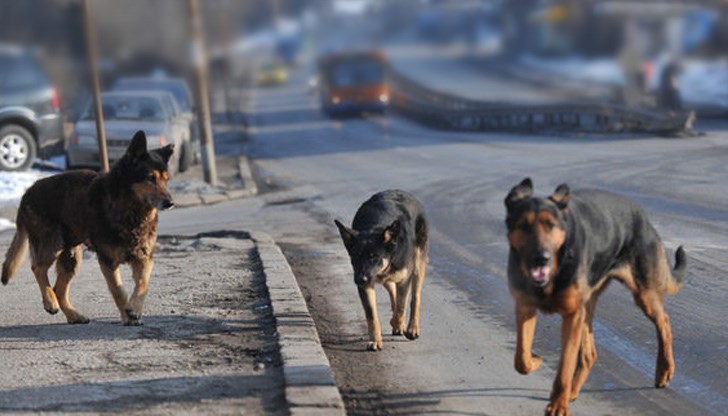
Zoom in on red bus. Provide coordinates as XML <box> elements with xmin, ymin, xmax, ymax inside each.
<box><xmin>318</xmin><ymin>50</ymin><xmax>389</xmax><ymax>115</ymax></box>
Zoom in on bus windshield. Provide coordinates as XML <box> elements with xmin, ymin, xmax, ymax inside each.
<box><xmin>326</xmin><ymin>57</ymin><xmax>385</xmax><ymax>88</ymax></box>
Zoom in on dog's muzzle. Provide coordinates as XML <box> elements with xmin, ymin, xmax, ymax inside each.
<box><xmin>355</xmin><ymin>274</ymin><xmax>374</xmax><ymax>287</ymax></box>
<box><xmin>528</xmin><ymin>250</ymin><xmax>552</xmax><ymax>286</ymax></box>
<box><xmin>159</xmin><ymin>198</ymin><xmax>175</xmax><ymax>210</ymax></box>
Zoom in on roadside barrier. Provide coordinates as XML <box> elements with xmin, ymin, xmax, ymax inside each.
<box><xmin>388</xmin><ymin>69</ymin><xmax>695</xmax><ymax>135</ymax></box>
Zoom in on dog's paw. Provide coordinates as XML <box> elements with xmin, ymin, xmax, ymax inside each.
<box><xmin>125</xmin><ymin>308</ymin><xmax>141</xmax><ymax>321</ymax></box>
<box><xmin>404</xmin><ymin>326</ymin><xmax>420</xmax><ymax>340</ymax></box>
<box><xmin>366</xmin><ymin>340</ymin><xmax>383</xmax><ymax>351</ymax></box>
<box><xmin>44</xmin><ymin>305</ymin><xmax>59</xmax><ymax>315</ymax></box>
<box><xmin>123</xmin><ymin>318</ymin><xmax>143</xmax><ymax>326</ymax></box>
<box><xmin>390</xmin><ymin>317</ymin><xmax>405</xmax><ymax>336</ymax></box>
<box><xmin>515</xmin><ymin>354</ymin><xmax>542</xmax><ymax>375</ymax></box>
<box><xmin>42</xmin><ymin>290</ymin><xmax>60</xmax><ymax>315</ymax></box>
<box><xmin>545</xmin><ymin>399</ymin><xmax>571</xmax><ymax>416</ymax></box>
<box><xmin>655</xmin><ymin>358</ymin><xmax>675</xmax><ymax>388</ymax></box>
<box><xmin>66</xmin><ymin>313</ymin><xmax>90</xmax><ymax>324</ymax></box>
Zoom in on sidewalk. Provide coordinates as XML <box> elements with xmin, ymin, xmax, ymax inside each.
<box><xmin>0</xmin><ymin>149</ymin><xmax>344</xmax><ymax>415</ymax></box>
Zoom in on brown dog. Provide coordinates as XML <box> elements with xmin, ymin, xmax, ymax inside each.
<box><xmin>2</xmin><ymin>131</ymin><xmax>173</xmax><ymax>325</ymax></box>
<box><xmin>504</xmin><ymin>178</ymin><xmax>686</xmax><ymax>416</ymax></box>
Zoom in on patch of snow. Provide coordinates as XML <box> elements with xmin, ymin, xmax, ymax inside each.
<box><xmin>0</xmin><ymin>218</ymin><xmax>15</xmax><ymax>232</ymax></box>
<box><xmin>678</xmin><ymin>59</ymin><xmax>728</xmax><ymax>108</ymax></box>
<box><xmin>519</xmin><ymin>55</ymin><xmax>625</xmax><ymax>85</ymax></box>
<box><xmin>0</xmin><ymin>166</ymin><xmax>51</xmax><ymax>227</ymax></box>
<box><xmin>0</xmin><ymin>170</ymin><xmax>48</xmax><ymax>208</ymax></box>
<box><xmin>520</xmin><ymin>54</ymin><xmax>728</xmax><ymax>109</ymax></box>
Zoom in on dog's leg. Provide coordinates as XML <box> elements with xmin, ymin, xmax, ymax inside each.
<box><xmin>405</xmin><ymin>247</ymin><xmax>427</xmax><ymax>340</ymax></box>
<box><xmin>570</xmin><ymin>280</ymin><xmax>608</xmax><ymax>401</ymax></box>
<box><xmin>384</xmin><ymin>280</ymin><xmax>403</xmax><ymax>335</ymax></box>
<box><xmin>634</xmin><ymin>289</ymin><xmax>675</xmax><ymax>388</ymax></box>
<box><xmin>29</xmin><ymin>245</ymin><xmax>60</xmax><ymax>315</ymax></box>
<box><xmin>547</xmin><ymin>308</ymin><xmax>585</xmax><ymax>416</ymax></box>
<box><xmin>54</xmin><ymin>245</ymin><xmax>89</xmax><ymax>324</ymax></box>
<box><xmin>570</xmin><ymin>319</ymin><xmax>596</xmax><ymax>401</ymax></box>
<box><xmin>126</xmin><ymin>258</ymin><xmax>153</xmax><ymax>324</ymax></box>
<box><xmin>358</xmin><ymin>285</ymin><xmax>382</xmax><ymax>351</ymax></box>
<box><xmin>394</xmin><ymin>278</ymin><xmax>411</xmax><ymax>336</ymax></box>
<box><xmin>514</xmin><ymin>301</ymin><xmax>542</xmax><ymax>375</ymax></box>
<box><xmin>97</xmin><ymin>257</ymin><xmax>134</xmax><ymax>325</ymax></box>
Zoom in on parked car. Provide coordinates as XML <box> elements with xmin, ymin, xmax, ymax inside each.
<box><xmin>66</xmin><ymin>91</ymin><xmax>191</xmax><ymax>172</ymax></box>
<box><xmin>0</xmin><ymin>44</ymin><xmax>64</xmax><ymax>171</ymax></box>
<box><xmin>156</xmin><ymin>91</ymin><xmax>194</xmax><ymax>170</ymax></box>
<box><xmin>112</xmin><ymin>76</ymin><xmax>199</xmax><ymax>162</ymax></box>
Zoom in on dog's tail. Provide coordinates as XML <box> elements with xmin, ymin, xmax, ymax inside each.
<box><xmin>666</xmin><ymin>245</ymin><xmax>687</xmax><ymax>295</ymax></box>
<box><xmin>1</xmin><ymin>219</ymin><xmax>29</xmax><ymax>286</ymax></box>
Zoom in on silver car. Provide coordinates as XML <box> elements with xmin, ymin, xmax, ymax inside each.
<box><xmin>113</xmin><ymin>77</ymin><xmax>199</xmax><ymax>162</ymax></box>
<box><xmin>66</xmin><ymin>91</ymin><xmax>191</xmax><ymax>172</ymax></box>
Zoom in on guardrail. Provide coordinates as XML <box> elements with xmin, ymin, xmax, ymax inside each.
<box><xmin>388</xmin><ymin>69</ymin><xmax>695</xmax><ymax>135</ymax></box>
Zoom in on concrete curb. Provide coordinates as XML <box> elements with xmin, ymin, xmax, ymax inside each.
<box><xmin>171</xmin><ymin>156</ymin><xmax>258</xmax><ymax>208</ymax></box>
<box><xmin>251</xmin><ymin>231</ymin><xmax>346</xmax><ymax>416</ymax></box>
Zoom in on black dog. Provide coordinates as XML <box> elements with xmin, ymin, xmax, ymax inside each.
<box><xmin>505</xmin><ymin>178</ymin><xmax>686</xmax><ymax>416</ymax></box>
<box><xmin>335</xmin><ymin>190</ymin><xmax>429</xmax><ymax>351</ymax></box>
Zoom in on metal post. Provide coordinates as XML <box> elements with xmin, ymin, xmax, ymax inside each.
<box><xmin>187</xmin><ymin>0</ymin><xmax>218</xmax><ymax>186</ymax></box>
<box><xmin>81</xmin><ymin>0</ymin><xmax>109</xmax><ymax>173</ymax></box>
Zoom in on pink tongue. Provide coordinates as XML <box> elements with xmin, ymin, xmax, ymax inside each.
<box><xmin>530</xmin><ymin>267</ymin><xmax>550</xmax><ymax>283</ymax></box>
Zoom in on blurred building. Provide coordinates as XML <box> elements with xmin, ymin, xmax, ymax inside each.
<box><xmin>501</xmin><ymin>0</ymin><xmax>728</xmax><ymax>58</ymax></box>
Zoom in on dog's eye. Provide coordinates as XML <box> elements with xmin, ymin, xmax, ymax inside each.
<box><xmin>543</xmin><ymin>221</ymin><xmax>555</xmax><ymax>231</ymax></box>
<box><xmin>147</xmin><ymin>174</ymin><xmax>156</xmax><ymax>183</ymax></box>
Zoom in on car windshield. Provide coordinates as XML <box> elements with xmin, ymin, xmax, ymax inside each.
<box><xmin>114</xmin><ymin>80</ymin><xmax>191</xmax><ymax>112</ymax></box>
<box><xmin>0</xmin><ymin>54</ymin><xmax>47</xmax><ymax>89</ymax></box>
<box><xmin>160</xmin><ymin>94</ymin><xmax>178</xmax><ymax>117</ymax></box>
<box><xmin>327</xmin><ymin>57</ymin><xmax>384</xmax><ymax>87</ymax></box>
<box><xmin>81</xmin><ymin>96</ymin><xmax>167</xmax><ymax>122</ymax></box>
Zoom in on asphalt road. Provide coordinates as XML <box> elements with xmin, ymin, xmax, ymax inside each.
<box><xmin>183</xmin><ymin>45</ymin><xmax>728</xmax><ymax>415</ymax></box>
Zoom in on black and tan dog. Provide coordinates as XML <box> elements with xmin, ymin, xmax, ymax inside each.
<box><xmin>504</xmin><ymin>178</ymin><xmax>686</xmax><ymax>416</ymax></box>
<box><xmin>335</xmin><ymin>190</ymin><xmax>429</xmax><ymax>351</ymax></box>
<box><xmin>2</xmin><ymin>131</ymin><xmax>174</xmax><ymax>326</ymax></box>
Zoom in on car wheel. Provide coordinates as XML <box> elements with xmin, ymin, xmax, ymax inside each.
<box><xmin>179</xmin><ymin>139</ymin><xmax>192</xmax><ymax>173</ymax></box>
<box><xmin>0</xmin><ymin>125</ymin><xmax>37</xmax><ymax>171</ymax></box>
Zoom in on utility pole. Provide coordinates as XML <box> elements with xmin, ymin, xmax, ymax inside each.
<box><xmin>81</xmin><ymin>0</ymin><xmax>109</xmax><ymax>173</ymax></box>
<box><xmin>187</xmin><ymin>0</ymin><xmax>218</xmax><ymax>186</ymax></box>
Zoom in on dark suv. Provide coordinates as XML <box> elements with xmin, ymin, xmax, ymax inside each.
<box><xmin>0</xmin><ymin>45</ymin><xmax>64</xmax><ymax>171</ymax></box>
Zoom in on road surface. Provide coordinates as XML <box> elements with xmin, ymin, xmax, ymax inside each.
<box><xmin>199</xmin><ymin>49</ymin><xmax>727</xmax><ymax>415</ymax></box>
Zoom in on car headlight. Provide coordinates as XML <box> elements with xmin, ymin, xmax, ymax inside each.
<box><xmin>379</xmin><ymin>93</ymin><xmax>389</xmax><ymax>103</ymax></box>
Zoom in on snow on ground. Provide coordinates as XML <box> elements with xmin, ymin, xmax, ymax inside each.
<box><xmin>0</xmin><ymin>170</ymin><xmax>48</xmax><ymax>209</ymax></box>
<box><xmin>519</xmin><ymin>54</ymin><xmax>728</xmax><ymax>109</ymax></box>
<box><xmin>679</xmin><ymin>59</ymin><xmax>728</xmax><ymax>108</ymax></box>
<box><xmin>519</xmin><ymin>55</ymin><xmax>626</xmax><ymax>86</ymax></box>
<box><xmin>0</xmin><ymin>155</ymin><xmax>65</xmax><ymax>227</ymax></box>
<box><xmin>0</xmin><ymin>218</ymin><xmax>15</xmax><ymax>232</ymax></box>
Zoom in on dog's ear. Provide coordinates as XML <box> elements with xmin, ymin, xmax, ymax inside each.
<box><xmin>152</xmin><ymin>144</ymin><xmax>175</xmax><ymax>165</ymax></box>
<box><xmin>383</xmin><ymin>219</ymin><xmax>400</xmax><ymax>245</ymax></box>
<box><xmin>550</xmin><ymin>183</ymin><xmax>570</xmax><ymax>211</ymax></box>
<box><xmin>126</xmin><ymin>130</ymin><xmax>148</xmax><ymax>159</ymax></box>
<box><xmin>505</xmin><ymin>177</ymin><xmax>533</xmax><ymax>211</ymax></box>
<box><xmin>335</xmin><ymin>219</ymin><xmax>357</xmax><ymax>252</ymax></box>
